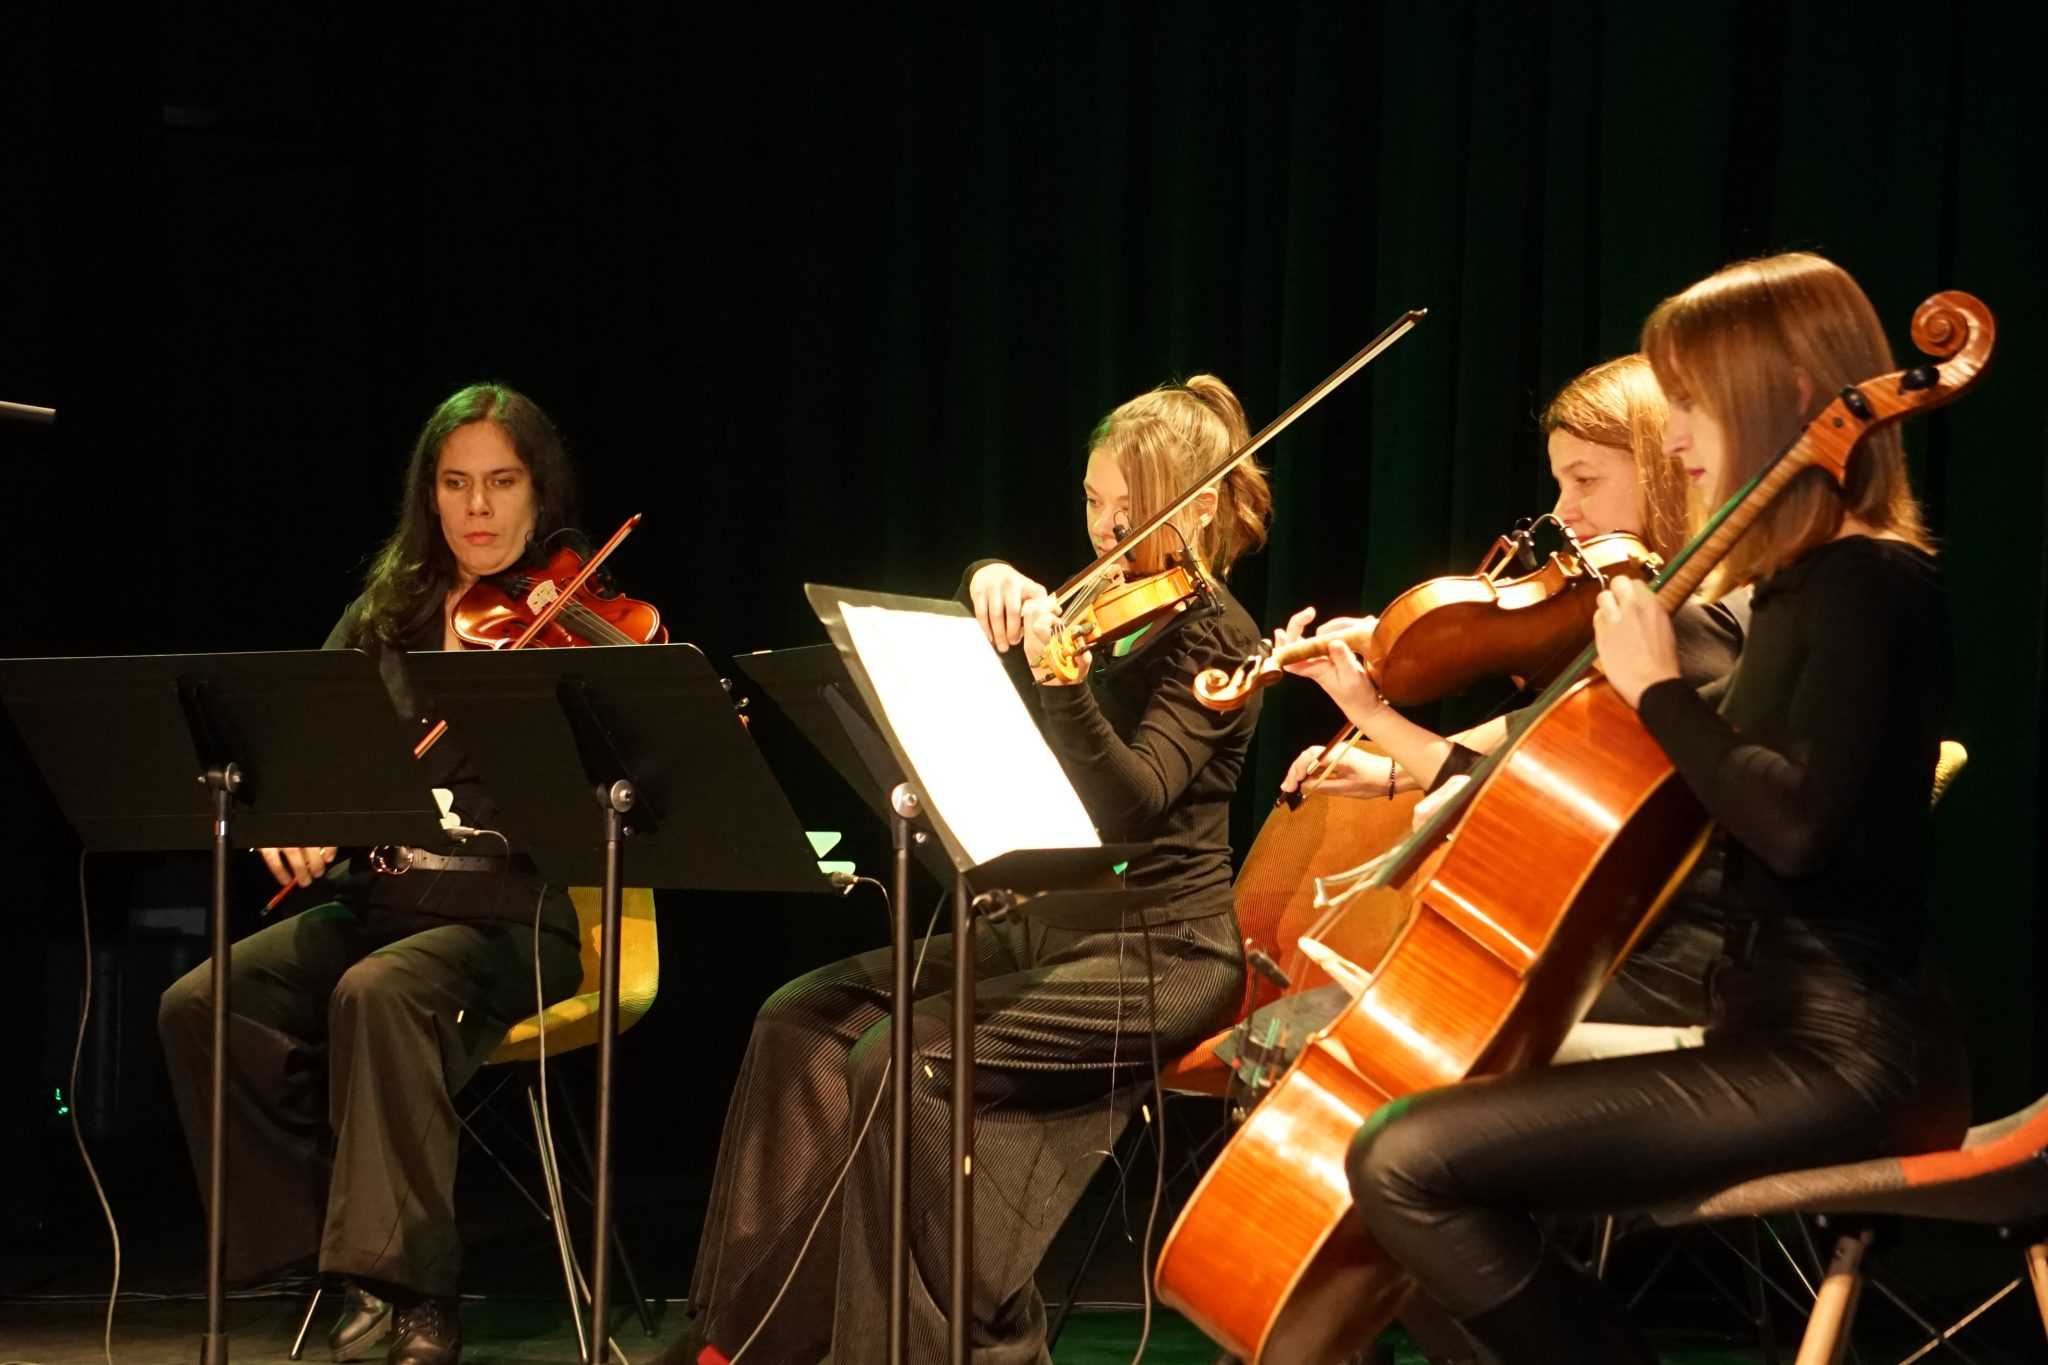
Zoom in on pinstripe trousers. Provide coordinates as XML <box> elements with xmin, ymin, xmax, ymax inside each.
<box><xmin>682</xmin><ymin>905</ymin><xmax>1243</xmax><ymax>1364</ymax></box>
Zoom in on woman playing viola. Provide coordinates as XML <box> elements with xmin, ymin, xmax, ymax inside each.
<box><xmin>1342</xmin><ymin>253</ymin><xmax>1972</xmax><ymax>1362</ymax></box>
<box><xmin>1275</xmin><ymin>353</ymin><xmax>1749</xmax><ymax>1029</ymax></box>
<box><xmin>677</xmin><ymin>375</ymin><xmax>1272</xmax><ymax>1364</ymax></box>
<box><xmin>157</xmin><ymin>383</ymin><xmax>589</xmax><ymax>1365</ymax></box>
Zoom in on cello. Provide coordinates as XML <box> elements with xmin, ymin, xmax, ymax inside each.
<box><xmin>1153</xmin><ymin>291</ymin><xmax>1996</xmax><ymax>1362</ymax></box>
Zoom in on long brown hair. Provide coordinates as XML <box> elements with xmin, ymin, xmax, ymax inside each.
<box><xmin>1642</xmin><ymin>252</ymin><xmax>1930</xmax><ymax>592</ymax></box>
<box><xmin>1540</xmin><ymin>354</ymin><xmax>1692</xmax><ymax>562</ymax></box>
<box><xmin>351</xmin><ymin>383</ymin><xmax>580</xmax><ymax>645</ymax></box>
<box><xmin>1087</xmin><ymin>374</ymin><xmax>1273</xmax><ymax>578</ymax></box>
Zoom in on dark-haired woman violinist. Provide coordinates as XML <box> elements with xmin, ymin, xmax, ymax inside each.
<box><xmin>157</xmin><ymin>383</ymin><xmax>588</xmax><ymax>1365</ymax></box>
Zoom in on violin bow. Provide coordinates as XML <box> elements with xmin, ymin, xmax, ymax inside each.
<box><xmin>412</xmin><ymin>513</ymin><xmax>644</xmax><ymax>758</ymax></box>
<box><xmin>1051</xmin><ymin>309</ymin><xmax>1429</xmax><ymax>615</ymax></box>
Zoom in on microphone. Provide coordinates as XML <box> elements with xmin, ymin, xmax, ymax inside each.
<box><xmin>1508</xmin><ymin>518</ymin><xmax>1541</xmax><ymax>573</ymax></box>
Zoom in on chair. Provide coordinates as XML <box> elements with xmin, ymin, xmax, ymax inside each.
<box><xmin>1045</xmin><ymin>783</ymin><xmax>1424</xmax><ymax>1345</ymax></box>
<box><xmin>1640</xmin><ymin>1092</ymin><xmax>2048</xmax><ymax>1364</ymax></box>
<box><xmin>289</xmin><ymin>885</ymin><xmax>661</xmax><ymax>1362</ymax></box>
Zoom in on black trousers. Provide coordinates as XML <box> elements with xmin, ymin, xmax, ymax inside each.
<box><xmin>156</xmin><ymin>867</ymin><xmax>582</xmax><ymax>1296</ymax></box>
<box><xmin>681</xmin><ymin>905</ymin><xmax>1244</xmax><ymax>1365</ymax></box>
<box><xmin>1348</xmin><ymin>919</ymin><xmax>1972</xmax><ymax>1364</ymax></box>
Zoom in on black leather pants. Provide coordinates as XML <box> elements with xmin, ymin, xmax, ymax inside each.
<box><xmin>1347</xmin><ymin>919</ymin><xmax>1970</xmax><ymax>1363</ymax></box>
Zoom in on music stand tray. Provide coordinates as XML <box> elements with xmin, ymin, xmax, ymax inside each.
<box><xmin>733</xmin><ymin>643</ymin><xmax>959</xmax><ymax>885</ymax></box>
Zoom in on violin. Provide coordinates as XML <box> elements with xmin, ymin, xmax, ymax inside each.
<box><xmin>1039</xmin><ymin>311</ymin><xmax>1429</xmax><ymax>683</ymax></box>
<box><xmin>412</xmin><ymin>514</ymin><xmax>663</xmax><ymax>760</ymax></box>
<box><xmin>453</xmin><ymin>527</ymin><xmax>668</xmax><ymax>650</ymax></box>
<box><xmin>1193</xmin><ymin>525</ymin><xmax>1660</xmax><ymax>711</ymax></box>
<box><xmin>263</xmin><ymin>513</ymin><xmax>668</xmax><ymax>914</ymax></box>
<box><xmin>1039</xmin><ymin>559</ymin><xmax>1207</xmax><ymax>681</ymax></box>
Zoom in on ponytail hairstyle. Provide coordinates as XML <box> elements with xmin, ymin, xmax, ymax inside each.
<box><xmin>352</xmin><ymin>382</ymin><xmax>580</xmax><ymax>645</ymax></box>
<box><xmin>1086</xmin><ymin>374</ymin><xmax>1274</xmax><ymax>578</ymax></box>
<box><xmin>1642</xmin><ymin>252</ymin><xmax>1931</xmax><ymax>593</ymax></box>
<box><xmin>1540</xmin><ymin>354</ymin><xmax>1692</xmax><ymax>562</ymax></box>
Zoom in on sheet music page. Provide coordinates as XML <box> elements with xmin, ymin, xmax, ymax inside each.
<box><xmin>839</xmin><ymin>602</ymin><xmax>1098</xmax><ymax>865</ymax></box>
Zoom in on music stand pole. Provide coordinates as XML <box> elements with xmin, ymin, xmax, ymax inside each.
<box><xmin>587</xmin><ymin>783</ymin><xmax>631</xmax><ymax>1365</ymax></box>
<box><xmin>887</xmin><ymin>785</ymin><xmax>919</xmax><ymax>1365</ymax></box>
<box><xmin>201</xmin><ymin>764</ymin><xmax>239</xmax><ymax>1365</ymax></box>
<box><xmin>403</xmin><ymin>644</ymin><xmax>833</xmax><ymax>1365</ymax></box>
<box><xmin>949</xmin><ymin>874</ymin><xmax>973</xmax><ymax>1364</ymax></box>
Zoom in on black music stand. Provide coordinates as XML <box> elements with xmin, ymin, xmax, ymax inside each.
<box><xmin>405</xmin><ymin>642</ymin><xmax>830</xmax><ymax>1365</ymax></box>
<box><xmin>733</xmin><ymin>642</ymin><xmax>951</xmax><ymax>1365</ymax></box>
<box><xmin>803</xmin><ymin>585</ymin><xmax>1156</xmax><ymax>1365</ymax></box>
<box><xmin>0</xmin><ymin>649</ymin><xmax>445</xmax><ymax>1365</ymax></box>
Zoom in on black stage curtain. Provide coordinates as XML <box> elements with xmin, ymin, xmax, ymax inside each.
<box><xmin>4</xmin><ymin>0</ymin><xmax>2044</xmax><ymax>1268</ymax></box>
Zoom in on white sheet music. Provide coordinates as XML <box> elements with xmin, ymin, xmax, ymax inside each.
<box><xmin>838</xmin><ymin>601</ymin><xmax>1098</xmax><ymax>866</ymax></box>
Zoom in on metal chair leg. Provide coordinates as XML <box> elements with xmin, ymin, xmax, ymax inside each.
<box><xmin>1747</xmin><ymin>1217</ymin><xmax>1781</xmax><ymax>1365</ymax></box>
<box><xmin>556</xmin><ymin>1070</ymin><xmax>660</xmax><ymax>1338</ymax></box>
<box><xmin>1047</xmin><ymin>1127</ymin><xmax>1147</xmax><ymax>1348</ymax></box>
<box><xmin>288</xmin><ymin>1284</ymin><xmax>324</xmax><ymax>1361</ymax></box>
<box><xmin>1592</xmin><ymin>1215</ymin><xmax>1617</xmax><ymax>1279</ymax></box>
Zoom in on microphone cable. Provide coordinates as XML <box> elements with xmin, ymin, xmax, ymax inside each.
<box><xmin>70</xmin><ymin>851</ymin><xmax>120</xmax><ymax>1365</ymax></box>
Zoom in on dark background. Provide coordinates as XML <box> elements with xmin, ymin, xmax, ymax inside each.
<box><xmin>3</xmin><ymin>0</ymin><xmax>2043</xmax><ymax>1315</ymax></box>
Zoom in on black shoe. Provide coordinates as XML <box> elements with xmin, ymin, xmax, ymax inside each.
<box><xmin>1460</xmin><ymin>1255</ymin><xmax>1658</xmax><ymax>1365</ymax></box>
<box><xmin>328</xmin><ymin>1283</ymin><xmax>392</xmax><ymax>1363</ymax></box>
<box><xmin>386</xmin><ymin>1296</ymin><xmax>462</xmax><ymax>1365</ymax></box>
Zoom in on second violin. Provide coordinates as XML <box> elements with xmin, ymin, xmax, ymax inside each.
<box><xmin>1195</xmin><ymin>524</ymin><xmax>1660</xmax><ymax>711</ymax></box>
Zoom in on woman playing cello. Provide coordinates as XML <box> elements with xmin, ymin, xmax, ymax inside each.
<box><xmin>1341</xmin><ymin>252</ymin><xmax>1972</xmax><ymax>1362</ymax></box>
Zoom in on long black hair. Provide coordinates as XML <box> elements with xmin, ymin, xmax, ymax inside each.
<box><xmin>350</xmin><ymin>382</ymin><xmax>580</xmax><ymax>645</ymax></box>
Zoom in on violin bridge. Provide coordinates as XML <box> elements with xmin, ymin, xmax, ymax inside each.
<box><xmin>524</xmin><ymin>579</ymin><xmax>561</xmax><ymax>613</ymax></box>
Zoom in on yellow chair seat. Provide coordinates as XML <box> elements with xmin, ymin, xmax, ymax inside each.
<box><xmin>489</xmin><ymin>885</ymin><xmax>660</xmax><ymax>1063</ymax></box>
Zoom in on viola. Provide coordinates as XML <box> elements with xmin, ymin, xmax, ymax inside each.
<box><xmin>1155</xmin><ymin>291</ymin><xmax>1996</xmax><ymax>1362</ymax></box>
<box><xmin>1194</xmin><ymin>527</ymin><xmax>1659</xmax><ymax>711</ymax></box>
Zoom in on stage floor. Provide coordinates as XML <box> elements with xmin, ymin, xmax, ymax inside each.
<box><xmin>0</xmin><ymin>1294</ymin><xmax>1824</xmax><ymax>1365</ymax></box>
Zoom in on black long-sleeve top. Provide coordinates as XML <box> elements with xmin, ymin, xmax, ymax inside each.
<box><xmin>961</xmin><ymin>563</ymin><xmax>1263</xmax><ymax>923</ymax></box>
<box><xmin>1637</xmin><ymin>537</ymin><xmax>1950</xmax><ymax>980</ymax></box>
